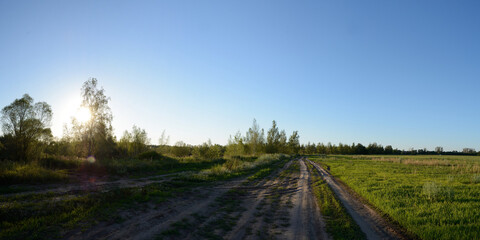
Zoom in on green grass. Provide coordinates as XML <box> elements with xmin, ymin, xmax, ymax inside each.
<box><xmin>0</xmin><ymin>156</ymin><xmax>224</xmax><ymax>186</ymax></box>
<box><xmin>311</xmin><ymin>155</ymin><xmax>480</xmax><ymax>240</ymax></box>
<box><xmin>159</xmin><ymin>154</ymin><xmax>289</xmax><ymax>239</ymax></box>
<box><xmin>305</xmin><ymin>161</ymin><xmax>366</xmax><ymax>240</ymax></box>
<box><xmin>0</xmin><ymin>154</ymin><xmax>290</xmax><ymax>240</ymax></box>
<box><xmin>189</xmin><ymin>153</ymin><xmax>289</xmax><ymax>181</ymax></box>
<box><xmin>0</xmin><ymin>161</ymin><xmax>69</xmax><ymax>185</ymax></box>
<box><xmin>0</xmin><ymin>180</ymin><xmax>194</xmax><ymax>240</ymax></box>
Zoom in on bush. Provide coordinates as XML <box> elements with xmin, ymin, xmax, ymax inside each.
<box><xmin>38</xmin><ymin>157</ymin><xmax>81</xmax><ymax>169</ymax></box>
<box><xmin>0</xmin><ymin>161</ymin><xmax>68</xmax><ymax>185</ymax></box>
<box><xmin>138</xmin><ymin>151</ymin><xmax>162</xmax><ymax>160</ymax></box>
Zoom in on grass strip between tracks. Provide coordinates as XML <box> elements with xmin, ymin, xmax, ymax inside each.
<box><xmin>306</xmin><ymin>160</ymin><xmax>366</xmax><ymax>240</ymax></box>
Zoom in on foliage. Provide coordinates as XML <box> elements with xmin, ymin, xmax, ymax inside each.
<box><xmin>70</xmin><ymin>78</ymin><xmax>115</xmax><ymax>158</ymax></box>
<box><xmin>306</xmin><ymin>161</ymin><xmax>365</xmax><ymax>239</ymax></box>
<box><xmin>301</xmin><ymin>142</ymin><xmax>478</xmax><ymax>156</ymax></box>
<box><xmin>0</xmin><ymin>160</ymin><xmax>68</xmax><ymax>185</ymax></box>
<box><xmin>1</xmin><ymin>94</ymin><xmax>52</xmax><ymax>161</ymax></box>
<box><xmin>196</xmin><ymin>153</ymin><xmax>288</xmax><ymax>179</ymax></box>
<box><xmin>118</xmin><ymin>125</ymin><xmax>150</xmax><ymax>157</ymax></box>
<box><xmin>137</xmin><ymin>150</ymin><xmax>162</xmax><ymax>160</ymax></box>
<box><xmin>312</xmin><ymin>155</ymin><xmax>480</xmax><ymax>240</ymax></box>
<box><xmin>266</xmin><ymin>120</ymin><xmax>280</xmax><ymax>153</ymax></box>
<box><xmin>0</xmin><ymin>154</ymin><xmax>289</xmax><ymax>240</ymax></box>
<box><xmin>38</xmin><ymin>156</ymin><xmax>81</xmax><ymax>169</ymax></box>
<box><xmin>225</xmin><ymin>131</ymin><xmax>247</xmax><ymax>156</ymax></box>
<box><xmin>192</xmin><ymin>140</ymin><xmax>224</xmax><ymax>159</ymax></box>
<box><xmin>170</xmin><ymin>141</ymin><xmax>193</xmax><ymax>157</ymax></box>
<box><xmin>245</xmin><ymin>118</ymin><xmax>265</xmax><ymax>155</ymax></box>
<box><xmin>287</xmin><ymin>130</ymin><xmax>300</xmax><ymax>154</ymax></box>
<box><xmin>225</xmin><ymin>119</ymin><xmax>298</xmax><ymax>156</ymax></box>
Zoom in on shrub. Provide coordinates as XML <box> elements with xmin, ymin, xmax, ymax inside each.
<box><xmin>38</xmin><ymin>157</ymin><xmax>81</xmax><ymax>169</ymax></box>
<box><xmin>0</xmin><ymin>161</ymin><xmax>67</xmax><ymax>185</ymax></box>
<box><xmin>138</xmin><ymin>151</ymin><xmax>162</xmax><ymax>160</ymax></box>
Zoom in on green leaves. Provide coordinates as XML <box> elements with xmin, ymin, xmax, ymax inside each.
<box><xmin>1</xmin><ymin>94</ymin><xmax>52</xmax><ymax>161</ymax></box>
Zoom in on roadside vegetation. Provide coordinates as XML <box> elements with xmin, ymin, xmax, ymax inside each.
<box><xmin>158</xmin><ymin>155</ymin><xmax>291</xmax><ymax>239</ymax></box>
<box><xmin>311</xmin><ymin>155</ymin><xmax>480</xmax><ymax>240</ymax></box>
<box><xmin>305</xmin><ymin>160</ymin><xmax>366</xmax><ymax>240</ymax></box>
<box><xmin>0</xmin><ymin>154</ymin><xmax>289</xmax><ymax>240</ymax></box>
<box><xmin>2</xmin><ymin>78</ymin><xmax>480</xmax><ymax>239</ymax></box>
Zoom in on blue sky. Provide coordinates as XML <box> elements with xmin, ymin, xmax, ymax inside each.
<box><xmin>1</xmin><ymin>1</ymin><xmax>479</xmax><ymax>151</ymax></box>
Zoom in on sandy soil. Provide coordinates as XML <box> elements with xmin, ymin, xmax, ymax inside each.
<box><xmin>220</xmin><ymin>158</ymin><xmax>330</xmax><ymax>240</ymax></box>
<box><xmin>25</xmin><ymin>157</ymin><xmax>410</xmax><ymax>240</ymax></box>
<box><xmin>64</xmin><ymin>159</ymin><xmax>328</xmax><ymax>240</ymax></box>
<box><xmin>284</xmin><ymin>159</ymin><xmax>330</xmax><ymax>240</ymax></box>
<box><xmin>64</xmin><ymin>178</ymin><xmax>246</xmax><ymax>240</ymax></box>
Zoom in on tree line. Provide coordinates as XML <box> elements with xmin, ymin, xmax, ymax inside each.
<box><xmin>0</xmin><ymin>78</ymin><xmax>478</xmax><ymax>162</ymax></box>
<box><xmin>298</xmin><ymin>142</ymin><xmax>477</xmax><ymax>156</ymax></box>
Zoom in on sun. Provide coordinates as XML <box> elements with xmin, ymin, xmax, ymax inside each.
<box><xmin>75</xmin><ymin>106</ymin><xmax>92</xmax><ymax>123</ymax></box>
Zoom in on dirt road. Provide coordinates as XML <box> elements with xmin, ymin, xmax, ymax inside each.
<box><xmin>284</xmin><ymin>159</ymin><xmax>329</xmax><ymax>240</ymax></box>
<box><xmin>58</xmin><ymin>158</ymin><xmax>409</xmax><ymax>239</ymax></box>
<box><xmin>308</xmin><ymin>158</ymin><xmax>407</xmax><ymax>240</ymax></box>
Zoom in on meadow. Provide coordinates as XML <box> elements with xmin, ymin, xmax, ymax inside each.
<box><xmin>0</xmin><ymin>154</ymin><xmax>290</xmax><ymax>239</ymax></box>
<box><xmin>311</xmin><ymin>155</ymin><xmax>480</xmax><ymax>240</ymax></box>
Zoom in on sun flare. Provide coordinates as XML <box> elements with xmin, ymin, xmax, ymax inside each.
<box><xmin>76</xmin><ymin>106</ymin><xmax>92</xmax><ymax>123</ymax></box>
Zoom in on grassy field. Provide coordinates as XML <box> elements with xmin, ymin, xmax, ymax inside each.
<box><xmin>305</xmin><ymin>160</ymin><xmax>365</xmax><ymax>240</ymax></box>
<box><xmin>311</xmin><ymin>155</ymin><xmax>480</xmax><ymax>240</ymax></box>
<box><xmin>0</xmin><ymin>154</ymin><xmax>289</xmax><ymax>240</ymax></box>
<box><xmin>0</xmin><ymin>155</ymin><xmax>225</xmax><ymax>188</ymax></box>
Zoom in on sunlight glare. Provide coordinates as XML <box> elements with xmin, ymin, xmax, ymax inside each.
<box><xmin>76</xmin><ymin>106</ymin><xmax>92</xmax><ymax>123</ymax></box>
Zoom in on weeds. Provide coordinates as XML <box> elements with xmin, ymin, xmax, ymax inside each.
<box><xmin>312</xmin><ymin>155</ymin><xmax>480</xmax><ymax>240</ymax></box>
<box><xmin>0</xmin><ymin>161</ymin><xmax>68</xmax><ymax>185</ymax></box>
<box><xmin>1</xmin><ymin>154</ymin><xmax>290</xmax><ymax>239</ymax></box>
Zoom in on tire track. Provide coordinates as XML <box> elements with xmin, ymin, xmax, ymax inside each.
<box><xmin>284</xmin><ymin>158</ymin><xmax>330</xmax><ymax>240</ymax></box>
<box><xmin>308</xmin><ymin>158</ymin><xmax>408</xmax><ymax>240</ymax></box>
<box><xmin>65</xmin><ymin>178</ymin><xmax>245</xmax><ymax>240</ymax></box>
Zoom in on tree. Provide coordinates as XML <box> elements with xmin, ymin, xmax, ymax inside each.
<box><xmin>131</xmin><ymin>125</ymin><xmax>150</xmax><ymax>156</ymax></box>
<box><xmin>1</xmin><ymin>94</ymin><xmax>52</xmax><ymax>161</ymax></box>
<box><xmin>158</xmin><ymin>130</ymin><xmax>170</xmax><ymax>146</ymax></box>
<box><xmin>72</xmin><ymin>78</ymin><xmax>115</xmax><ymax>158</ymax></box>
<box><xmin>278</xmin><ymin>130</ymin><xmax>287</xmax><ymax>153</ymax></box>
<box><xmin>118</xmin><ymin>125</ymin><xmax>150</xmax><ymax>157</ymax></box>
<box><xmin>463</xmin><ymin>148</ymin><xmax>475</xmax><ymax>154</ymax></box>
<box><xmin>385</xmin><ymin>145</ymin><xmax>394</xmax><ymax>154</ymax></box>
<box><xmin>435</xmin><ymin>146</ymin><xmax>443</xmax><ymax>154</ymax></box>
<box><xmin>225</xmin><ymin>131</ymin><xmax>247</xmax><ymax>156</ymax></box>
<box><xmin>118</xmin><ymin>130</ymin><xmax>132</xmax><ymax>156</ymax></box>
<box><xmin>354</xmin><ymin>143</ymin><xmax>367</xmax><ymax>154</ymax></box>
<box><xmin>287</xmin><ymin>131</ymin><xmax>300</xmax><ymax>154</ymax></box>
<box><xmin>192</xmin><ymin>139</ymin><xmax>224</xmax><ymax>159</ymax></box>
<box><xmin>266</xmin><ymin>120</ymin><xmax>280</xmax><ymax>153</ymax></box>
<box><xmin>157</xmin><ymin>130</ymin><xmax>170</xmax><ymax>154</ymax></box>
<box><xmin>171</xmin><ymin>141</ymin><xmax>192</xmax><ymax>157</ymax></box>
<box><xmin>245</xmin><ymin>119</ymin><xmax>265</xmax><ymax>155</ymax></box>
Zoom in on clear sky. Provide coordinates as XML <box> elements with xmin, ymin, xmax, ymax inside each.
<box><xmin>1</xmin><ymin>1</ymin><xmax>479</xmax><ymax>151</ymax></box>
